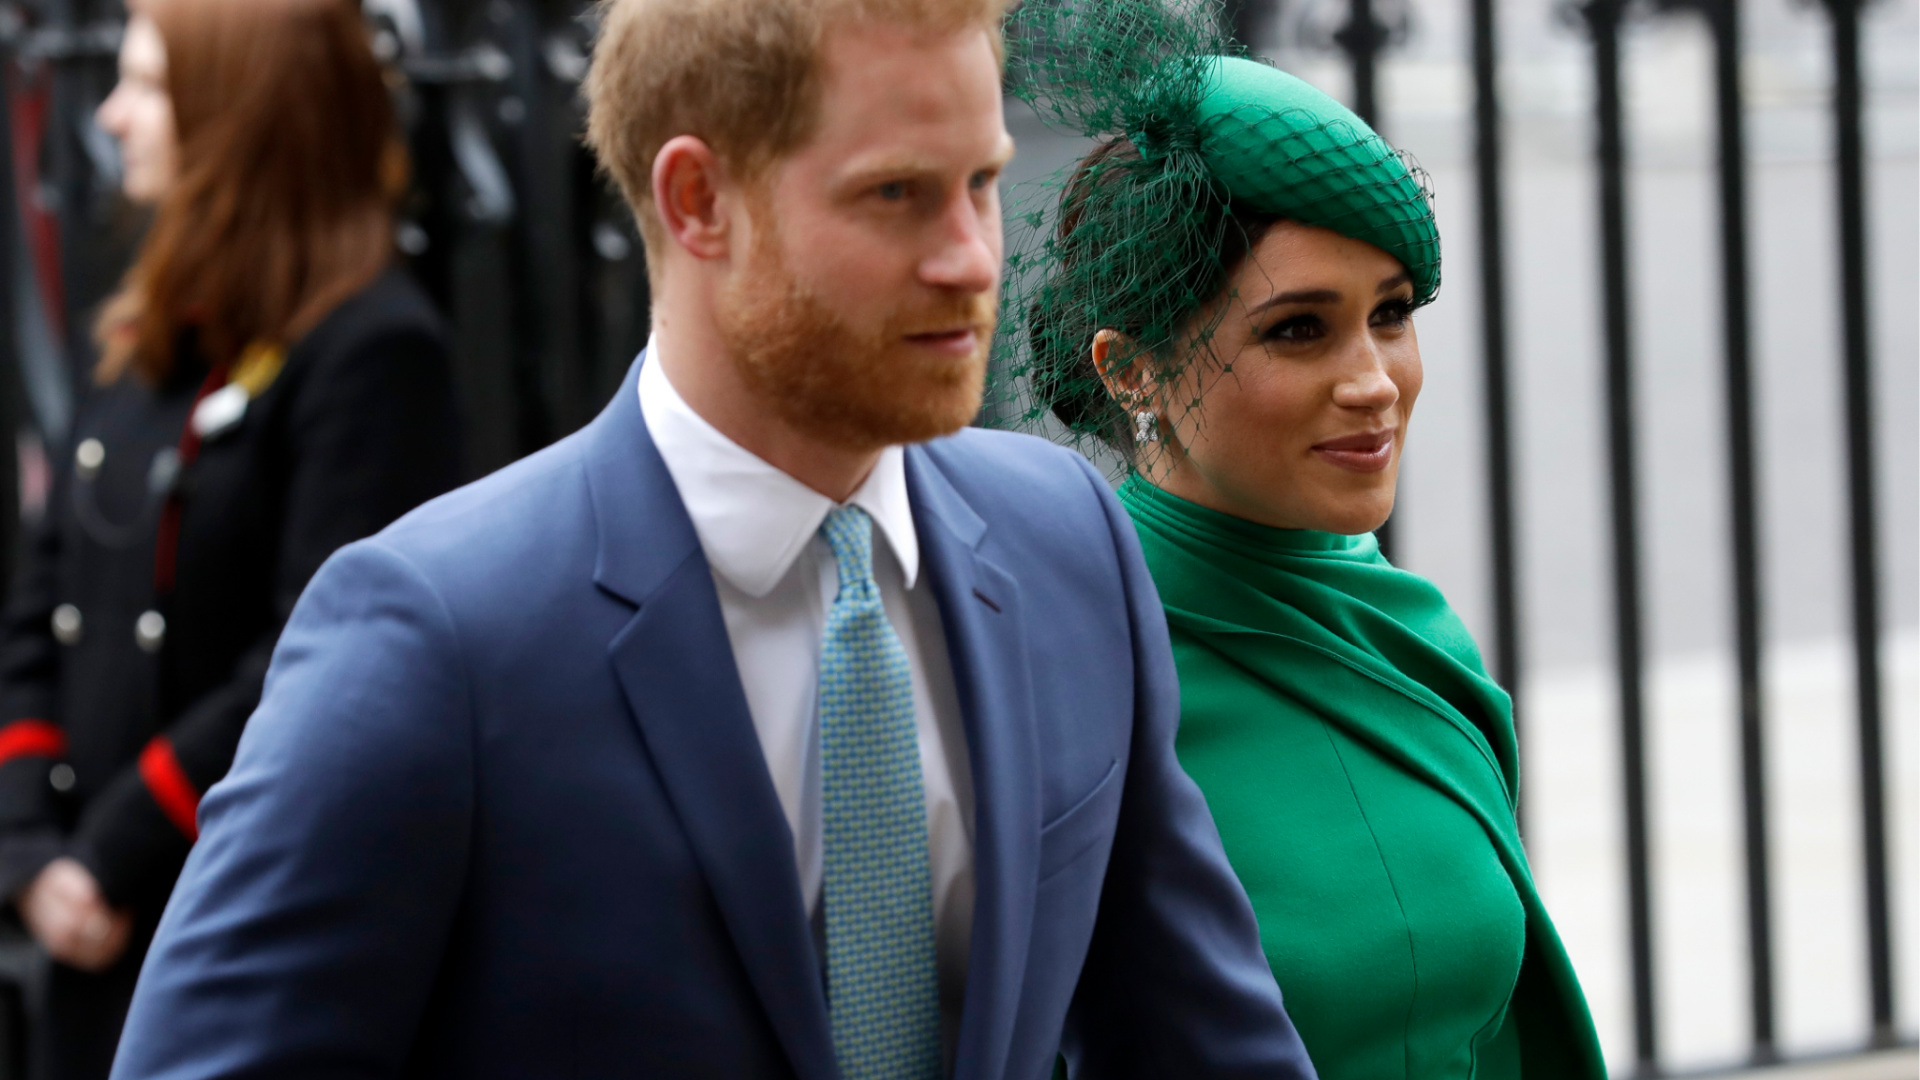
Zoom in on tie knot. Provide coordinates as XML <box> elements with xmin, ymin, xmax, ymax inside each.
<box><xmin>821</xmin><ymin>505</ymin><xmax>878</xmax><ymax>599</ymax></box>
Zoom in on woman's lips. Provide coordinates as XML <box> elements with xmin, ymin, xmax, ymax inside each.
<box><xmin>1312</xmin><ymin>430</ymin><xmax>1395</xmax><ymax>474</ymax></box>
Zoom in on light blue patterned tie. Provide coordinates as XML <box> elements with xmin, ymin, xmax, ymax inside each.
<box><xmin>818</xmin><ymin>505</ymin><xmax>942</xmax><ymax>1080</ymax></box>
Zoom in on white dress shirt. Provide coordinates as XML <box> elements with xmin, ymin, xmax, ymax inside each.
<box><xmin>637</xmin><ymin>345</ymin><xmax>976</xmax><ymax>1039</ymax></box>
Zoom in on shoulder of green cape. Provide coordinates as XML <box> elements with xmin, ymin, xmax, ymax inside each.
<box><xmin>1164</xmin><ymin>605</ymin><xmax>1606</xmax><ymax>1074</ymax></box>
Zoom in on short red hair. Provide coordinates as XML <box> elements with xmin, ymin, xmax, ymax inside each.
<box><xmin>583</xmin><ymin>0</ymin><xmax>1008</xmax><ymax>277</ymax></box>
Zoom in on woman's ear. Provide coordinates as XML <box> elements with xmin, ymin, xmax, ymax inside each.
<box><xmin>1091</xmin><ymin>328</ymin><xmax>1153</xmax><ymax>406</ymax></box>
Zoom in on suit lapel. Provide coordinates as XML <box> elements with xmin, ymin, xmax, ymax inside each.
<box><xmin>587</xmin><ymin>355</ymin><xmax>836</xmax><ymax>1080</ymax></box>
<box><xmin>906</xmin><ymin>446</ymin><xmax>1040</xmax><ymax>1080</ymax></box>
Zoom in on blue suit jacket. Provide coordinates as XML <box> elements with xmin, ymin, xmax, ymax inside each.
<box><xmin>111</xmin><ymin>356</ymin><xmax>1314</xmax><ymax>1080</ymax></box>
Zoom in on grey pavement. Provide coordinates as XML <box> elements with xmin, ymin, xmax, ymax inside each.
<box><xmin>1706</xmin><ymin>1048</ymin><xmax>1918</xmax><ymax>1079</ymax></box>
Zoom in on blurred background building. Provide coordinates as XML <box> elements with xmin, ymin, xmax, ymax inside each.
<box><xmin>0</xmin><ymin>0</ymin><xmax>1914</xmax><ymax>1075</ymax></box>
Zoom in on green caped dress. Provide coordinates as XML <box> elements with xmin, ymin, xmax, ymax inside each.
<box><xmin>1120</xmin><ymin>478</ymin><xmax>1606</xmax><ymax>1080</ymax></box>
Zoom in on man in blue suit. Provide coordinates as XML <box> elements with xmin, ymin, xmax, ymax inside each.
<box><xmin>111</xmin><ymin>0</ymin><xmax>1315</xmax><ymax>1077</ymax></box>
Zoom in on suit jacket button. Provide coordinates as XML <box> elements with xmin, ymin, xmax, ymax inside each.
<box><xmin>51</xmin><ymin>604</ymin><xmax>82</xmax><ymax>646</ymax></box>
<box><xmin>48</xmin><ymin>764</ymin><xmax>75</xmax><ymax>793</ymax></box>
<box><xmin>74</xmin><ymin>438</ymin><xmax>104</xmax><ymax>482</ymax></box>
<box><xmin>135</xmin><ymin>610</ymin><xmax>166</xmax><ymax>654</ymax></box>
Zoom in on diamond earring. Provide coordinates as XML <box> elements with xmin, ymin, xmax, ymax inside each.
<box><xmin>1134</xmin><ymin>410</ymin><xmax>1159</xmax><ymax>445</ymax></box>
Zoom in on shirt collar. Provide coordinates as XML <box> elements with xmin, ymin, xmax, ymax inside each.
<box><xmin>637</xmin><ymin>338</ymin><xmax>919</xmax><ymax>598</ymax></box>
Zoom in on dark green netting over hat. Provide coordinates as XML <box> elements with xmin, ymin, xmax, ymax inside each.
<box><xmin>1194</xmin><ymin>58</ymin><xmax>1439</xmax><ymax>301</ymax></box>
<box><xmin>986</xmin><ymin>0</ymin><xmax>1440</xmax><ymax>467</ymax></box>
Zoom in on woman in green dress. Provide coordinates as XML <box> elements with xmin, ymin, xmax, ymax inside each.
<box><xmin>1000</xmin><ymin>6</ymin><xmax>1607</xmax><ymax>1077</ymax></box>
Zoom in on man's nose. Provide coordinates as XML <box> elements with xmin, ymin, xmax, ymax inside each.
<box><xmin>919</xmin><ymin>195</ymin><xmax>999</xmax><ymax>294</ymax></box>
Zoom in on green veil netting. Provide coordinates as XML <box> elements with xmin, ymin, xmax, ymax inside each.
<box><xmin>984</xmin><ymin>0</ymin><xmax>1441</xmax><ymax>468</ymax></box>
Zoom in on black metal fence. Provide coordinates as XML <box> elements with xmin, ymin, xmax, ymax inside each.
<box><xmin>1285</xmin><ymin>0</ymin><xmax>1903</xmax><ymax>1072</ymax></box>
<box><xmin>0</xmin><ymin>0</ymin><xmax>1908</xmax><ymax>1074</ymax></box>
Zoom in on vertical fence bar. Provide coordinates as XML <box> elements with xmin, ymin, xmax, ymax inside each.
<box><xmin>1579</xmin><ymin>0</ymin><xmax>1659</xmax><ymax>1070</ymax></box>
<box><xmin>1220</xmin><ymin>0</ymin><xmax>1267</xmax><ymax>52</ymax></box>
<box><xmin>1469</xmin><ymin>0</ymin><xmax>1522</xmax><ymax>748</ymax></box>
<box><xmin>1336</xmin><ymin>0</ymin><xmax>1392</xmax><ymax>560</ymax></box>
<box><xmin>0</xmin><ymin>44</ymin><xmax>21</xmax><ymax>581</ymax></box>
<box><xmin>1820</xmin><ymin>0</ymin><xmax>1895</xmax><ymax>1044</ymax></box>
<box><xmin>1699</xmin><ymin>0</ymin><xmax>1778</xmax><ymax>1059</ymax></box>
<box><xmin>1342</xmin><ymin>0</ymin><xmax>1380</xmax><ymax>125</ymax></box>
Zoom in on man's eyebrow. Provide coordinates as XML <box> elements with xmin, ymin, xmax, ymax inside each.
<box><xmin>1377</xmin><ymin>271</ymin><xmax>1412</xmax><ymax>295</ymax></box>
<box><xmin>835</xmin><ymin>137</ymin><xmax>1018</xmax><ymax>189</ymax></box>
<box><xmin>838</xmin><ymin>155</ymin><xmax>942</xmax><ymax>186</ymax></box>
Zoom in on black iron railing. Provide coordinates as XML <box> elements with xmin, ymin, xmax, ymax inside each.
<box><xmin>1468</xmin><ymin>0</ymin><xmax>1523</xmax><ymax>733</ymax></box>
<box><xmin>1310</xmin><ymin>0</ymin><xmax>1903</xmax><ymax>1072</ymax></box>
<box><xmin>1823</xmin><ymin>0</ymin><xmax>1897</xmax><ymax>1049</ymax></box>
<box><xmin>1574</xmin><ymin>3</ymin><xmax>1663</xmax><ymax>1066</ymax></box>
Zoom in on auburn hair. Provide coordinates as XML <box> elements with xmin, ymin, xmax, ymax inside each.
<box><xmin>94</xmin><ymin>0</ymin><xmax>403</xmax><ymax>384</ymax></box>
<box><xmin>583</xmin><ymin>0</ymin><xmax>1008</xmax><ymax>279</ymax></box>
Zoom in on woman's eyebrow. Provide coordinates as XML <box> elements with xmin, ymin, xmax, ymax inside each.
<box><xmin>1247</xmin><ymin>289</ymin><xmax>1340</xmax><ymax>317</ymax></box>
<box><xmin>1246</xmin><ymin>272</ymin><xmax>1411</xmax><ymax>317</ymax></box>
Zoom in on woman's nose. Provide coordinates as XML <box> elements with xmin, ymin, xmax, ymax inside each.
<box><xmin>1331</xmin><ymin>346</ymin><xmax>1400</xmax><ymax>411</ymax></box>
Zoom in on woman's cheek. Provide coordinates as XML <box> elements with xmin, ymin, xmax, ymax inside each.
<box><xmin>1394</xmin><ymin>355</ymin><xmax>1423</xmax><ymax>419</ymax></box>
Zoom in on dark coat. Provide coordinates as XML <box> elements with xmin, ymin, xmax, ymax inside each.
<box><xmin>0</xmin><ymin>268</ymin><xmax>459</xmax><ymax>1078</ymax></box>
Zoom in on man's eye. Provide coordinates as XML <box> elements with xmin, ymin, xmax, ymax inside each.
<box><xmin>1264</xmin><ymin>315</ymin><xmax>1325</xmax><ymax>343</ymax></box>
<box><xmin>876</xmin><ymin>181</ymin><xmax>908</xmax><ymax>201</ymax></box>
<box><xmin>968</xmin><ymin>171</ymin><xmax>994</xmax><ymax>191</ymax></box>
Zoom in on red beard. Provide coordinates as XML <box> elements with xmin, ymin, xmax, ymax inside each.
<box><xmin>715</xmin><ymin>227</ymin><xmax>994</xmax><ymax>452</ymax></box>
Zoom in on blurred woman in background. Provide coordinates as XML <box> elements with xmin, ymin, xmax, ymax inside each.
<box><xmin>0</xmin><ymin>0</ymin><xmax>459</xmax><ymax>1073</ymax></box>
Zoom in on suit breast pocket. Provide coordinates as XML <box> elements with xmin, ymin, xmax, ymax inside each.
<box><xmin>1037</xmin><ymin>758</ymin><xmax>1122</xmax><ymax>886</ymax></box>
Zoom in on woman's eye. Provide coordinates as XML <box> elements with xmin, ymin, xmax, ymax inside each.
<box><xmin>1263</xmin><ymin>314</ymin><xmax>1325</xmax><ymax>343</ymax></box>
<box><xmin>1371</xmin><ymin>300</ymin><xmax>1414</xmax><ymax>329</ymax></box>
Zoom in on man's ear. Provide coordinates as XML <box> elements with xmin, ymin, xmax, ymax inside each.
<box><xmin>652</xmin><ymin>135</ymin><xmax>733</xmax><ymax>261</ymax></box>
<box><xmin>1091</xmin><ymin>329</ymin><xmax>1155</xmax><ymax>405</ymax></box>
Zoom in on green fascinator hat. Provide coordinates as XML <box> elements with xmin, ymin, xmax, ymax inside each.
<box><xmin>1187</xmin><ymin>56</ymin><xmax>1439</xmax><ymax>303</ymax></box>
<box><xmin>991</xmin><ymin>0</ymin><xmax>1440</xmax><ymax>453</ymax></box>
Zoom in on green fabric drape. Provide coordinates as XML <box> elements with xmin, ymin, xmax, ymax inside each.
<box><xmin>1120</xmin><ymin>477</ymin><xmax>1605</xmax><ymax>1079</ymax></box>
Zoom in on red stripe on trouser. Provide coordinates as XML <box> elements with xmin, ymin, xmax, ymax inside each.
<box><xmin>0</xmin><ymin>719</ymin><xmax>66</xmax><ymax>767</ymax></box>
<box><xmin>138</xmin><ymin>737</ymin><xmax>199</xmax><ymax>841</ymax></box>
